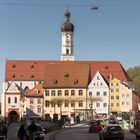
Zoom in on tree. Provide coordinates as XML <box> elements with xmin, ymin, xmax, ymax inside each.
<box><xmin>87</xmin><ymin>96</ymin><xmax>103</xmax><ymax>120</ymax></box>
<box><xmin>127</xmin><ymin>66</ymin><xmax>140</xmax><ymax>94</ymax></box>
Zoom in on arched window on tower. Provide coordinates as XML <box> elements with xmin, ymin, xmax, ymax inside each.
<box><xmin>66</xmin><ymin>49</ymin><xmax>69</xmax><ymax>55</ymax></box>
<box><xmin>8</xmin><ymin>97</ymin><xmax>11</xmax><ymax>104</ymax></box>
<box><xmin>14</xmin><ymin>97</ymin><xmax>17</xmax><ymax>103</ymax></box>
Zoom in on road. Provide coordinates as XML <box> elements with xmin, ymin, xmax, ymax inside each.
<box><xmin>48</xmin><ymin>127</ymin><xmax>136</xmax><ymax>140</ymax></box>
<box><xmin>7</xmin><ymin>122</ymin><xmax>136</xmax><ymax>140</ymax></box>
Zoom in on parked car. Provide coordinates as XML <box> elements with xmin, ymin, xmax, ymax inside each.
<box><xmin>89</xmin><ymin>120</ymin><xmax>103</xmax><ymax>133</ymax></box>
<box><xmin>99</xmin><ymin>124</ymin><xmax>124</xmax><ymax>140</ymax></box>
<box><xmin>26</xmin><ymin>124</ymin><xmax>45</xmax><ymax>140</ymax></box>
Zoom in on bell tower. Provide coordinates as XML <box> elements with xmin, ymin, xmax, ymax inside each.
<box><xmin>61</xmin><ymin>10</ymin><xmax>74</xmax><ymax>61</ymax></box>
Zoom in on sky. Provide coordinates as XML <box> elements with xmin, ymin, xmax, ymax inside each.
<box><xmin>0</xmin><ymin>0</ymin><xmax>140</xmax><ymax>93</ymax></box>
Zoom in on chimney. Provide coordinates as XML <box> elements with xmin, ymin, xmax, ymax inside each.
<box><xmin>110</xmin><ymin>73</ymin><xmax>113</xmax><ymax>81</ymax></box>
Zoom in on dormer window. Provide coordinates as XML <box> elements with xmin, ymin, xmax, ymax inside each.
<box><xmin>31</xmin><ymin>75</ymin><xmax>34</xmax><ymax>78</ymax></box>
<box><xmin>12</xmin><ymin>74</ymin><xmax>15</xmax><ymax>78</ymax></box>
<box><xmin>12</xmin><ymin>64</ymin><xmax>16</xmax><ymax>68</ymax></box>
<box><xmin>64</xmin><ymin>73</ymin><xmax>69</xmax><ymax>78</ymax></box>
<box><xmin>53</xmin><ymin>80</ymin><xmax>58</xmax><ymax>85</ymax></box>
<box><xmin>34</xmin><ymin>89</ymin><xmax>38</xmax><ymax>94</ymax></box>
<box><xmin>105</xmin><ymin>66</ymin><xmax>109</xmax><ymax>69</ymax></box>
<box><xmin>73</xmin><ymin>80</ymin><xmax>78</xmax><ymax>85</ymax></box>
<box><xmin>30</xmin><ymin>65</ymin><xmax>34</xmax><ymax>68</ymax></box>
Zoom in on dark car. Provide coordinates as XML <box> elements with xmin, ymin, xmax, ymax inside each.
<box><xmin>26</xmin><ymin>124</ymin><xmax>45</xmax><ymax>140</ymax></box>
<box><xmin>89</xmin><ymin>120</ymin><xmax>103</xmax><ymax>133</ymax></box>
<box><xmin>99</xmin><ymin>124</ymin><xmax>124</xmax><ymax>140</ymax></box>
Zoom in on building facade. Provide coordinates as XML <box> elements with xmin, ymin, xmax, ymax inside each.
<box><xmin>1</xmin><ymin>10</ymin><xmax>137</xmax><ymax>122</ymax></box>
<box><xmin>88</xmin><ymin>71</ymin><xmax>109</xmax><ymax>117</ymax></box>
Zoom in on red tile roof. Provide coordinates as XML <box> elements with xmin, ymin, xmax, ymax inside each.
<box><xmin>5</xmin><ymin>60</ymin><xmax>131</xmax><ymax>81</ymax></box>
<box><xmin>26</xmin><ymin>83</ymin><xmax>44</xmax><ymax>97</ymax></box>
<box><xmin>43</xmin><ymin>63</ymin><xmax>90</xmax><ymax>88</ymax></box>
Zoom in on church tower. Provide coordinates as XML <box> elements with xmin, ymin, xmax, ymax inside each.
<box><xmin>61</xmin><ymin>10</ymin><xmax>74</xmax><ymax>61</ymax></box>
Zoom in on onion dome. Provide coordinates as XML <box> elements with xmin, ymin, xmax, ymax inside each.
<box><xmin>61</xmin><ymin>10</ymin><xmax>74</xmax><ymax>32</ymax></box>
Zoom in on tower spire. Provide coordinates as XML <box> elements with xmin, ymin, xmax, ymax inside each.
<box><xmin>65</xmin><ymin>9</ymin><xmax>70</xmax><ymax>21</ymax></box>
<box><xmin>61</xmin><ymin>10</ymin><xmax>74</xmax><ymax>61</ymax></box>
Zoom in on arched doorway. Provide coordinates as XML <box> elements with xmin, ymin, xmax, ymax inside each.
<box><xmin>8</xmin><ymin>110</ymin><xmax>19</xmax><ymax>122</ymax></box>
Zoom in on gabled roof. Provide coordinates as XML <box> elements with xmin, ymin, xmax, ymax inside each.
<box><xmin>5</xmin><ymin>81</ymin><xmax>21</xmax><ymax>94</ymax></box>
<box><xmin>88</xmin><ymin>71</ymin><xmax>109</xmax><ymax>88</ymax></box>
<box><xmin>43</xmin><ymin>63</ymin><xmax>90</xmax><ymax>88</ymax></box>
<box><xmin>26</xmin><ymin>83</ymin><xmax>44</xmax><ymax>97</ymax></box>
<box><xmin>5</xmin><ymin>60</ymin><xmax>130</xmax><ymax>81</ymax></box>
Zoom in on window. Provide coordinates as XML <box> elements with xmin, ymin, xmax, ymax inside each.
<box><xmin>79</xmin><ymin>100</ymin><xmax>83</xmax><ymax>107</ymax></box>
<box><xmin>126</xmin><ymin>102</ymin><xmax>129</xmax><ymax>105</ymax></box>
<box><xmin>66</xmin><ymin>49</ymin><xmax>69</xmax><ymax>54</ymax></box>
<box><xmin>93</xmin><ymin>83</ymin><xmax>96</xmax><ymax>86</ymax></box>
<box><xmin>58</xmin><ymin>102</ymin><xmax>62</xmax><ymax>107</ymax></box>
<box><xmin>38</xmin><ymin>99</ymin><xmax>41</xmax><ymax>104</ymax></box>
<box><xmin>34</xmin><ymin>89</ymin><xmax>38</xmax><ymax>94</ymax></box>
<box><xmin>116</xmin><ymin>83</ymin><xmax>119</xmax><ymax>86</ymax></box>
<box><xmin>96</xmin><ymin>103</ymin><xmax>100</xmax><ymax>107</ymax></box>
<box><xmin>37</xmin><ymin>107</ymin><xmax>41</xmax><ymax>113</ymax></box>
<box><xmin>65</xmin><ymin>90</ymin><xmax>69</xmax><ymax>96</ymax></box>
<box><xmin>46</xmin><ymin>90</ymin><xmax>49</xmax><ymax>96</ymax></box>
<box><xmin>122</xmin><ymin>94</ymin><xmax>125</xmax><ymax>98</ymax></box>
<box><xmin>111</xmin><ymin>83</ymin><xmax>113</xmax><ymax>86</ymax></box>
<box><xmin>8</xmin><ymin>97</ymin><xmax>11</xmax><ymax>104</ymax></box>
<box><xmin>51</xmin><ymin>102</ymin><xmax>55</xmax><ymax>107</ymax></box>
<box><xmin>89</xmin><ymin>92</ymin><xmax>92</xmax><ymax>96</ymax></box>
<box><xmin>96</xmin><ymin>92</ymin><xmax>100</xmax><ymax>96</ymax></box>
<box><xmin>111</xmin><ymin>89</ymin><xmax>114</xmax><ymax>92</ymax></box>
<box><xmin>122</xmin><ymin>102</ymin><xmax>125</xmax><ymax>105</ymax></box>
<box><xmin>111</xmin><ymin>96</ymin><xmax>114</xmax><ymax>99</ymax></box>
<box><xmin>103</xmin><ymin>91</ymin><xmax>107</xmax><ymax>96</ymax></box>
<box><xmin>58</xmin><ymin>90</ymin><xmax>62</xmax><ymax>96</ymax></box>
<box><xmin>116</xmin><ymin>96</ymin><xmax>119</xmax><ymax>100</ymax></box>
<box><xmin>126</xmin><ymin>94</ymin><xmax>129</xmax><ymax>98</ymax></box>
<box><xmin>65</xmin><ymin>101</ymin><xmax>69</xmax><ymax>107</ymax></box>
<box><xmin>111</xmin><ymin>103</ymin><xmax>114</xmax><ymax>107</ymax></box>
<box><xmin>100</xmin><ymin>83</ymin><xmax>102</xmax><ymax>86</ymax></box>
<box><xmin>51</xmin><ymin>90</ymin><xmax>55</xmax><ymax>96</ymax></box>
<box><xmin>116</xmin><ymin>103</ymin><xmax>119</xmax><ymax>107</ymax></box>
<box><xmin>97</xmin><ymin>76</ymin><xmax>100</xmax><ymax>80</ymax></box>
<box><xmin>30</xmin><ymin>99</ymin><xmax>34</xmax><ymax>104</ymax></box>
<box><xmin>116</xmin><ymin>88</ymin><xmax>119</xmax><ymax>92</ymax></box>
<box><xmin>30</xmin><ymin>105</ymin><xmax>34</xmax><ymax>111</ymax></box>
<box><xmin>14</xmin><ymin>97</ymin><xmax>17</xmax><ymax>103</ymax></box>
<box><xmin>45</xmin><ymin>101</ymin><xmax>50</xmax><ymax>107</ymax></box>
<box><xmin>71</xmin><ymin>102</ymin><xmax>75</xmax><ymax>107</ymax></box>
<box><xmin>71</xmin><ymin>90</ymin><xmax>75</xmax><ymax>96</ymax></box>
<box><xmin>103</xmin><ymin>103</ymin><xmax>107</xmax><ymax>107</ymax></box>
<box><xmin>79</xmin><ymin>90</ymin><xmax>83</xmax><ymax>96</ymax></box>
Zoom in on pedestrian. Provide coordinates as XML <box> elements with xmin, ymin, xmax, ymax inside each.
<box><xmin>2</xmin><ymin>121</ymin><xmax>8</xmax><ymax>139</ymax></box>
<box><xmin>17</xmin><ymin>124</ymin><xmax>26</xmax><ymax>140</ymax></box>
<box><xmin>28</xmin><ymin>120</ymin><xmax>37</xmax><ymax>140</ymax></box>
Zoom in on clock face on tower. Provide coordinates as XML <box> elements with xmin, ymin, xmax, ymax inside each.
<box><xmin>65</xmin><ymin>33</ymin><xmax>70</xmax><ymax>45</ymax></box>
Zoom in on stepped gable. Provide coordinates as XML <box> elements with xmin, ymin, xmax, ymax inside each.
<box><xmin>26</xmin><ymin>83</ymin><xmax>43</xmax><ymax>97</ymax></box>
<box><xmin>43</xmin><ymin>63</ymin><xmax>90</xmax><ymax>88</ymax></box>
<box><xmin>5</xmin><ymin>60</ymin><xmax>130</xmax><ymax>81</ymax></box>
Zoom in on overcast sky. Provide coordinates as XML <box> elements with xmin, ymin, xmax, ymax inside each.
<box><xmin>0</xmin><ymin>0</ymin><xmax>140</xmax><ymax>93</ymax></box>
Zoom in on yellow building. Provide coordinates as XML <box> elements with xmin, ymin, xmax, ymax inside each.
<box><xmin>109</xmin><ymin>78</ymin><xmax>121</xmax><ymax>114</ymax></box>
<box><xmin>110</xmin><ymin>78</ymin><xmax>140</xmax><ymax>115</ymax></box>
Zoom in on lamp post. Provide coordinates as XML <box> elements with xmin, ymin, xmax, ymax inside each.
<box><xmin>91</xmin><ymin>6</ymin><xmax>98</xmax><ymax>10</ymax></box>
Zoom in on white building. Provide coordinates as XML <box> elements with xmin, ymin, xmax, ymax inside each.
<box><xmin>25</xmin><ymin>83</ymin><xmax>44</xmax><ymax>119</ymax></box>
<box><xmin>88</xmin><ymin>71</ymin><xmax>109</xmax><ymax>117</ymax></box>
